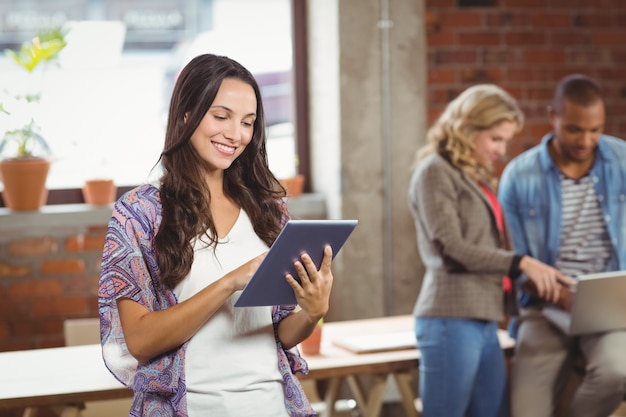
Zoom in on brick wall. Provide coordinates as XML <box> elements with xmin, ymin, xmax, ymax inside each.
<box><xmin>0</xmin><ymin>225</ymin><xmax>105</xmax><ymax>352</ymax></box>
<box><xmin>425</xmin><ymin>0</ymin><xmax>626</xmax><ymax>173</ymax></box>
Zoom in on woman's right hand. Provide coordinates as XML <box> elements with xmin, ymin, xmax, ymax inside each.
<box><xmin>519</xmin><ymin>256</ymin><xmax>575</xmax><ymax>304</ymax></box>
<box><xmin>225</xmin><ymin>252</ymin><xmax>267</xmax><ymax>291</ymax></box>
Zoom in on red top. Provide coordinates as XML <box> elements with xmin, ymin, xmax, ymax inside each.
<box><xmin>480</xmin><ymin>183</ymin><xmax>512</xmax><ymax>293</ymax></box>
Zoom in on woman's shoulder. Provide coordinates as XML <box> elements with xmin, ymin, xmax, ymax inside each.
<box><xmin>118</xmin><ymin>183</ymin><xmax>160</xmax><ymax>205</ymax></box>
<box><xmin>412</xmin><ymin>153</ymin><xmax>457</xmax><ymax>182</ymax></box>
<box><xmin>113</xmin><ymin>183</ymin><xmax>162</xmax><ymax>223</ymax></box>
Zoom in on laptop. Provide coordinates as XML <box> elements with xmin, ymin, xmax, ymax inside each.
<box><xmin>542</xmin><ymin>270</ymin><xmax>626</xmax><ymax>335</ymax></box>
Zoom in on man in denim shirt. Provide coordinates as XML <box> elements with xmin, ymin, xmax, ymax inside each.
<box><xmin>499</xmin><ymin>74</ymin><xmax>626</xmax><ymax>417</ymax></box>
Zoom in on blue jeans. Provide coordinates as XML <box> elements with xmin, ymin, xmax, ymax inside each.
<box><xmin>415</xmin><ymin>317</ymin><xmax>509</xmax><ymax>417</ymax></box>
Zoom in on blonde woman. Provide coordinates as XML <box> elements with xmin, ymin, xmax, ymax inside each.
<box><xmin>408</xmin><ymin>84</ymin><xmax>573</xmax><ymax>417</ymax></box>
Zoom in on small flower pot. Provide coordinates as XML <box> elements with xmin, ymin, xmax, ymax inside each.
<box><xmin>82</xmin><ymin>179</ymin><xmax>116</xmax><ymax>205</ymax></box>
<box><xmin>279</xmin><ymin>174</ymin><xmax>305</xmax><ymax>197</ymax></box>
<box><xmin>0</xmin><ymin>157</ymin><xmax>50</xmax><ymax>211</ymax></box>
<box><xmin>300</xmin><ymin>323</ymin><xmax>322</xmax><ymax>355</ymax></box>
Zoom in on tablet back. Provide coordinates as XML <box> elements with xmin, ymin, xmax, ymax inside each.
<box><xmin>234</xmin><ymin>219</ymin><xmax>358</xmax><ymax>307</ymax></box>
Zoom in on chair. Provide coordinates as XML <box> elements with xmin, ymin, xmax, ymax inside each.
<box><xmin>63</xmin><ymin>318</ymin><xmax>133</xmax><ymax>417</ymax></box>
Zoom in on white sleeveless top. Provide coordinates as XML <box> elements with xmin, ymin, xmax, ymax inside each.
<box><xmin>174</xmin><ymin>210</ymin><xmax>289</xmax><ymax>417</ymax></box>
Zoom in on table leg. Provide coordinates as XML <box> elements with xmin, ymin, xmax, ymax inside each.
<box><xmin>22</xmin><ymin>407</ymin><xmax>38</xmax><ymax>417</ymax></box>
<box><xmin>320</xmin><ymin>377</ymin><xmax>342</xmax><ymax>417</ymax></box>
<box><xmin>393</xmin><ymin>372</ymin><xmax>420</xmax><ymax>417</ymax></box>
<box><xmin>345</xmin><ymin>374</ymin><xmax>388</xmax><ymax>417</ymax></box>
<box><xmin>49</xmin><ymin>405</ymin><xmax>83</xmax><ymax>417</ymax></box>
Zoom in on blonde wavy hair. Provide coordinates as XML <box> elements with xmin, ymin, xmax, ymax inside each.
<box><xmin>414</xmin><ymin>84</ymin><xmax>524</xmax><ymax>187</ymax></box>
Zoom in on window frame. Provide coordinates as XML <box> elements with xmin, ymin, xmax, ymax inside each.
<box><xmin>0</xmin><ymin>0</ymin><xmax>310</xmax><ymax>207</ymax></box>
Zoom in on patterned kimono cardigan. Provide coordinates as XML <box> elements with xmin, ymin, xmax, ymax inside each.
<box><xmin>98</xmin><ymin>184</ymin><xmax>314</xmax><ymax>417</ymax></box>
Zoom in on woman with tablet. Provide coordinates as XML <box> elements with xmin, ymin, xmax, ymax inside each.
<box><xmin>98</xmin><ymin>54</ymin><xmax>331</xmax><ymax>417</ymax></box>
<box><xmin>407</xmin><ymin>84</ymin><xmax>573</xmax><ymax>417</ymax></box>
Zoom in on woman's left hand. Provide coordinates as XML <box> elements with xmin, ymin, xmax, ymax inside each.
<box><xmin>285</xmin><ymin>245</ymin><xmax>333</xmax><ymax>323</ymax></box>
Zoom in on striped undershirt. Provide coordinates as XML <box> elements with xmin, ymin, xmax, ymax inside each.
<box><xmin>555</xmin><ymin>173</ymin><xmax>612</xmax><ymax>280</ymax></box>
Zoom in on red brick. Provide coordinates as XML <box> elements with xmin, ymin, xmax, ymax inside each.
<box><xmin>458</xmin><ymin>32</ymin><xmax>501</xmax><ymax>46</ymax></box>
<box><xmin>7</xmin><ymin>237</ymin><xmax>58</xmax><ymax>257</ymax></box>
<box><xmin>31</xmin><ymin>297</ymin><xmax>89</xmax><ymax>317</ymax></box>
<box><xmin>502</xmin><ymin>0</ymin><xmax>545</xmax><ymax>8</ymax></box>
<box><xmin>428</xmin><ymin>88</ymin><xmax>457</xmax><ymax>105</ymax></box>
<box><xmin>428</xmin><ymin>108</ymin><xmax>444</xmax><ymax>125</ymax></box>
<box><xmin>550</xmin><ymin>31</ymin><xmax>592</xmax><ymax>46</ymax></box>
<box><xmin>525</xmin><ymin>87</ymin><xmax>554</xmax><ymax>101</ymax></box>
<box><xmin>567</xmin><ymin>48</ymin><xmax>612</xmax><ymax>65</ymax></box>
<box><xmin>66</xmin><ymin>274</ymin><xmax>100</xmax><ymax>294</ymax></box>
<box><xmin>505</xmin><ymin>32</ymin><xmax>546</xmax><ymax>46</ymax></box>
<box><xmin>531</xmin><ymin>12</ymin><xmax>572</xmax><ymax>28</ymax></box>
<box><xmin>521</xmin><ymin>103</ymin><xmax>551</xmax><ymax>119</ymax></box>
<box><xmin>432</xmin><ymin>49</ymin><xmax>478</xmax><ymax>65</ymax></box>
<box><xmin>591</xmin><ymin>31</ymin><xmax>624</xmax><ymax>46</ymax></box>
<box><xmin>0</xmin><ymin>340</ymin><xmax>34</xmax><ymax>352</ymax></box>
<box><xmin>482</xmin><ymin>49</ymin><xmax>520</xmax><ymax>65</ymax></box>
<box><xmin>65</xmin><ymin>234</ymin><xmax>106</xmax><ymax>252</ymax></box>
<box><xmin>40</xmin><ymin>259</ymin><xmax>86</xmax><ymax>275</ymax></box>
<box><xmin>505</xmin><ymin>67</ymin><xmax>553</xmax><ymax>83</ymax></box>
<box><xmin>551</xmin><ymin>0</ymin><xmax>626</xmax><ymax>8</ymax></box>
<box><xmin>37</xmin><ymin>318</ymin><xmax>64</xmax><ymax>336</ymax></box>
<box><xmin>12</xmin><ymin>320</ymin><xmax>35</xmax><ymax>338</ymax></box>
<box><xmin>0</xmin><ymin>320</ymin><xmax>9</xmax><ymax>340</ymax></box>
<box><xmin>0</xmin><ymin>294</ymin><xmax>31</xmax><ymax>319</ymax></box>
<box><xmin>439</xmin><ymin>11</ymin><xmax>483</xmax><ymax>27</ymax></box>
<box><xmin>530</xmin><ymin>123</ymin><xmax>553</xmax><ymax>138</ymax></box>
<box><xmin>573</xmin><ymin>14</ymin><xmax>618</xmax><ymax>27</ymax></box>
<box><xmin>426</xmin><ymin>0</ymin><xmax>455</xmax><ymax>8</ymax></box>
<box><xmin>523</xmin><ymin>49</ymin><xmax>566</xmax><ymax>65</ymax></box>
<box><xmin>0</xmin><ymin>262</ymin><xmax>31</xmax><ymax>278</ymax></box>
<box><xmin>459</xmin><ymin>68</ymin><xmax>501</xmax><ymax>84</ymax></box>
<box><xmin>427</xmin><ymin>31</ymin><xmax>457</xmax><ymax>47</ymax></box>
<box><xmin>40</xmin><ymin>337</ymin><xmax>65</xmax><ymax>349</ymax></box>
<box><xmin>425</xmin><ymin>11</ymin><xmax>438</xmax><ymax>32</ymax></box>
<box><xmin>486</xmin><ymin>12</ymin><xmax>532</xmax><ymax>27</ymax></box>
<box><xmin>428</xmin><ymin>68</ymin><xmax>456</xmax><ymax>84</ymax></box>
<box><xmin>8</xmin><ymin>279</ymin><xmax>64</xmax><ymax>298</ymax></box>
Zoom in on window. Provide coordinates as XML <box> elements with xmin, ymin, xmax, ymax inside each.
<box><xmin>0</xmin><ymin>0</ymin><xmax>308</xmax><ymax>205</ymax></box>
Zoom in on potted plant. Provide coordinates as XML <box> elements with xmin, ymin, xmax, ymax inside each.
<box><xmin>279</xmin><ymin>155</ymin><xmax>305</xmax><ymax>197</ymax></box>
<box><xmin>0</xmin><ymin>28</ymin><xmax>68</xmax><ymax>210</ymax></box>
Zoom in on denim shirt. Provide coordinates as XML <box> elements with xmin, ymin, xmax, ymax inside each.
<box><xmin>498</xmin><ymin>133</ymin><xmax>626</xmax><ymax>307</ymax></box>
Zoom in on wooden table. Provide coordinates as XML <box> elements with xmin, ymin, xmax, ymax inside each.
<box><xmin>298</xmin><ymin>315</ymin><xmax>515</xmax><ymax>417</ymax></box>
<box><xmin>0</xmin><ymin>315</ymin><xmax>515</xmax><ymax>417</ymax></box>
<box><xmin>0</xmin><ymin>344</ymin><xmax>132</xmax><ymax>417</ymax></box>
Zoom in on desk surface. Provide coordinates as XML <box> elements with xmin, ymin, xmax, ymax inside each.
<box><xmin>300</xmin><ymin>314</ymin><xmax>515</xmax><ymax>380</ymax></box>
<box><xmin>0</xmin><ymin>344</ymin><xmax>131</xmax><ymax>409</ymax></box>
<box><xmin>0</xmin><ymin>314</ymin><xmax>515</xmax><ymax>410</ymax></box>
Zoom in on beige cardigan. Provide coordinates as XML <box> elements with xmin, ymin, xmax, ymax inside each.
<box><xmin>408</xmin><ymin>152</ymin><xmax>517</xmax><ymax>323</ymax></box>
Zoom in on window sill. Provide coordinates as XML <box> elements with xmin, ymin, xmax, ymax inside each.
<box><xmin>0</xmin><ymin>193</ymin><xmax>327</xmax><ymax>233</ymax></box>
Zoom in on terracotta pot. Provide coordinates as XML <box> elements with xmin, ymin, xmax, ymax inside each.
<box><xmin>300</xmin><ymin>323</ymin><xmax>322</xmax><ymax>355</ymax></box>
<box><xmin>82</xmin><ymin>179</ymin><xmax>116</xmax><ymax>205</ymax></box>
<box><xmin>0</xmin><ymin>158</ymin><xmax>50</xmax><ymax>211</ymax></box>
<box><xmin>279</xmin><ymin>174</ymin><xmax>305</xmax><ymax>197</ymax></box>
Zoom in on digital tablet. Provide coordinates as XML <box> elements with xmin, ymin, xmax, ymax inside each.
<box><xmin>234</xmin><ymin>219</ymin><xmax>358</xmax><ymax>307</ymax></box>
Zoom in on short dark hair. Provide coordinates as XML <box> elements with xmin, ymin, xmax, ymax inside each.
<box><xmin>552</xmin><ymin>74</ymin><xmax>603</xmax><ymax>115</ymax></box>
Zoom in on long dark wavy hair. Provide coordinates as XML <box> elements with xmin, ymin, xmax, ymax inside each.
<box><xmin>154</xmin><ymin>53</ymin><xmax>286</xmax><ymax>289</ymax></box>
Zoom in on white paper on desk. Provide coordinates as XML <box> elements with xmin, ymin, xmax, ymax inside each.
<box><xmin>332</xmin><ymin>331</ymin><xmax>417</xmax><ymax>354</ymax></box>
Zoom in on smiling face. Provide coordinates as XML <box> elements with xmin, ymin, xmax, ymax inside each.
<box><xmin>549</xmin><ymin>98</ymin><xmax>605</xmax><ymax>164</ymax></box>
<box><xmin>190</xmin><ymin>78</ymin><xmax>257</xmax><ymax>173</ymax></box>
<box><xmin>471</xmin><ymin>120</ymin><xmax>518</xmax><ymax>171</ymax></box>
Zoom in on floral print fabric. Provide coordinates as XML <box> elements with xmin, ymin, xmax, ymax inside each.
<box><xmin>98</xmin><ymin>184</ymin><xmax>314</xmax><ymax>416</ymax></box>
